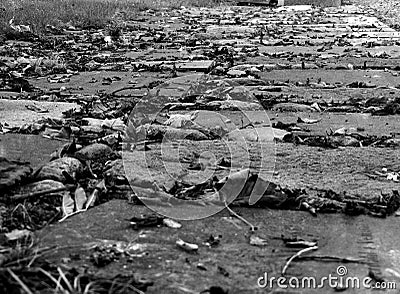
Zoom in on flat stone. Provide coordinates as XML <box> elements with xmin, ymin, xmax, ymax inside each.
<box><xmin>0</xmin><ymin>134</ymin><xmax>64</xmax><ymax>169</ymax></box>
<box><xmin>0</xmin><ymin>99</ymin><xmax>80</xmax><ymax>128</ymax></box>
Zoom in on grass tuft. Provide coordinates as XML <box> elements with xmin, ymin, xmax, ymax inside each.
<box><xmin>0</xmin><ymin>0</ymin><xmax>229</xmax><ymax>35</ymax></box>
<box><xmin>0</xmin><ymin>236</ymin><xmax>152</xmax><ymax>293</ymax></box>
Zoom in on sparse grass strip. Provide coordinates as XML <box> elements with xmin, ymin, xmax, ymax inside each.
<box><xmin>0</xmin><ymin>0</ymin><xmax>229</xmax><ymax>35</ymax></box>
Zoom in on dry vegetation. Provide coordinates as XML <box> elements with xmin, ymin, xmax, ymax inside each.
<box><xmin>0</xmin><ymin>0</ymin><xmax>227</xmax><ymax>35</ymax></box>
<box><xmin>0</xmin><ymin>235</ymin><xmax>151</xmax><ymax>294</ymax></box>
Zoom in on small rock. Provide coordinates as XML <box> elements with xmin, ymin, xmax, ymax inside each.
<box><xmin>176</xmin><ymin>239</ymin><xmax>198</xmax><ymax>252</ymax></box>
<box><xmin>249</xmin><ymin>234</ymin><xmax>268</xmax><ymax>246</ymax></box>
<box><xmin>197</xmin><ymin>263</ymin><xmax>207</xmax><ymax>270</ymax></box>
<box><xmin>128</xmin><ymin>214</ymin><xmax>164</xmax><ymax>229</ymax></box>
<box><xmin>163</xmin><ymin>218</ymin><xmax>182</xmax><ymax>229</ymax></box>
<box><xmin>249</xmin><ymin>67</ymin><xmax>261</xmax><ymax>73</ymax></box>
<box><xmin>74</xmin><ymin>143</ymin><xmax>113</xmax><ymax>162</ymax></box>
<box><xmin>227</xmin><ymin>69</ymin><xmax>247</xmax><ymax>77</ymax></box>
<box><xmin>36</xmin><ymin>157</ymin><xmax>83</xmax><ymax>183</ymax></box>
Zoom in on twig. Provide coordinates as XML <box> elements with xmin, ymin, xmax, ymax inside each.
<box><xmin>43</xmin><ymin>210</ymin><xmax>62</xmax><ymax>227</ymax></box>
<box><xmin>296</xmin><ymin>255</ymin><xmax>366</xmax><ymax>264</ymax></box>
<box><xmin>118</xmin><ymin>277</ymin><xmax>146</xmax><ymax>294</ymax></box>
<box><xmin>38</xmin><ymin>268</ymin><xmax>64</xmax><ymax>291</ymax></box>
<box><xmin>27</xmin><ymin>249</ymin><xmax>39</xmax><ymax>268</ymax></box>
<box><xmin>110</xmin><ymin>86</ymin><xmax>148</xmax><ymax>97</ymax></box>
<box><xmin>7</xmin><ymin>268</ymin><xmax>34</xmax><ymax>294</ymax></box>
<box><xmin>224</xmin><ymin>200</ymin><xmax>256</xmax><ymax>231</ymax></box>
<box><xmin>282</xmin><ymin>246</ymin><xmax>318</xmax><ymax>276</ymax></box>
<box><xmin>11</xmin><ymin>203</ymin><xmax>32</xmax><ymax>225</ymax></box>
<box><xmin>58</xmin><ymin>210</ymin><xmax>82</xmax><ymax>223</ymax></box>
<box><xmin>58</xmin><ymin>267</ymin><xmax>74</xmax><ymax>292</ymax></box>
<box><xmin>10</xmin><ymin>185</ymin><xmax>75</xmax><ymax>202</ymax></box>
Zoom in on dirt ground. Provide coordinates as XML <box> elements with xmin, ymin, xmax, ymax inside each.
<box><xmin>1</xmin><ymin>0</ymin><xmax>400</xmax><ymax>293</ymax></box>
<box><xmin>38</xmin><ymin>199</ymin><xmax>400</xmax><ymax>294</ymax></box>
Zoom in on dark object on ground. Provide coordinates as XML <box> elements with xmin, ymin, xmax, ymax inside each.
<box><xmin>0</xmin><ymin>73</ymin><xmax>34</xmax><ymax>92</ymax></box>
<box><xmin>270</xmin><ymin>0</ymin><xmax>278</xmax><ymax>6</ymax></box>
<box><xmin>386</xmin><ymin>190</ymin><xmax>400</xmax><ymax>215</ymax></box>
<box><xmin>90</xmin><ymin>245</ymin><xmax>120</xmax><ymax>267</ymax></box>
<box><xmin>236</xmin><ymin>0</ymin><xmax>273</xmax><ymax>6</ymax></box>
<box><xmin>201</xmin><ymin>285</ymin><xmax>229</xmax><ymax>294</ymax></box>
<box><xmin>127</xmin><ymin>214</ymin><xmax>164</xmax><ymax>229</ymax></box>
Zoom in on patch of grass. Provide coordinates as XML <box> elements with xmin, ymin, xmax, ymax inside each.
<box><xmin>25</xmin><ymin>54</ymin><xmax>67</xmax><ymax>75</ymax></box>
<box><xmin>0</xmin><ymin>236</ymin><xmax>152</xmax><ymax>293</ymax></box>
<box><xmin>0</xmin><ymin>234</ymin><xmax>54</xmax><ymax>269</ymax></box>
<box><xmin>0</xmin><ymin>0</ymin><xmax>229</xmax><ymax>35</ymax></box>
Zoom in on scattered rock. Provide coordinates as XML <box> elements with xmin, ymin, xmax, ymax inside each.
<box><xmin>249</xmin><ymin>234</ymin><xmax>268</xmax><ymax>246</ymax></box>
<box><xmin>176</xmin><ymin>239</ymin><xmax>199</xmax><ymax>252</ymax></box>
<box><xmin>128</xmin><ymin>214</ymin><xmax>164</xmax><ymax>229</ymax></box>
<box><xmin>35</xmin><ymin>157</ymin><xmax>83</xmax><ymax>183</ymax></box>
<box><xmin>138</xmin><ymin>124</ymin><xmax>210</xmax><ymax>141</ymax></box>
<box><xmin>163</xmin><ymin>218</ymin><xmax>182</xmax><ymax>229</ymax></box>
<box><xmin>74</xmin><ymin>143</ymin><xmax>114</xmax><ymax>162</ymax></box>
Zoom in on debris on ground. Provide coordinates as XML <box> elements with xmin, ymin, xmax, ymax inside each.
<box><xmin>282</xmin><ymin>245</ymin><xmax>319</xmax><ymax>276</ymax></box>
<box><xmin>203</xmin><ymin>234</ymin><xmax>222</xmax><ymax>247</ymax></box>
<box><xmin>176</xmin><ymin>239</ymin><xmax>199</xmax><ymax>252</ymax></box>
<box><xmin>163</xmin><ymin>218</ymin><xmax>182</xmax><ymax>229</ymax></box>
<box><xmin>128</xmin><ymin>214</ymin><xmax>164</xmax><ymax>230</ymax></box>
<box><xmin>249</xmin><ymin>234</ymin><xmax>268</xmax><ymax>246</ymax></box>
<box><xmin>1</xmin><ymin>0</ymin><xmax>400</xmax><ymax>292</ymax></box>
